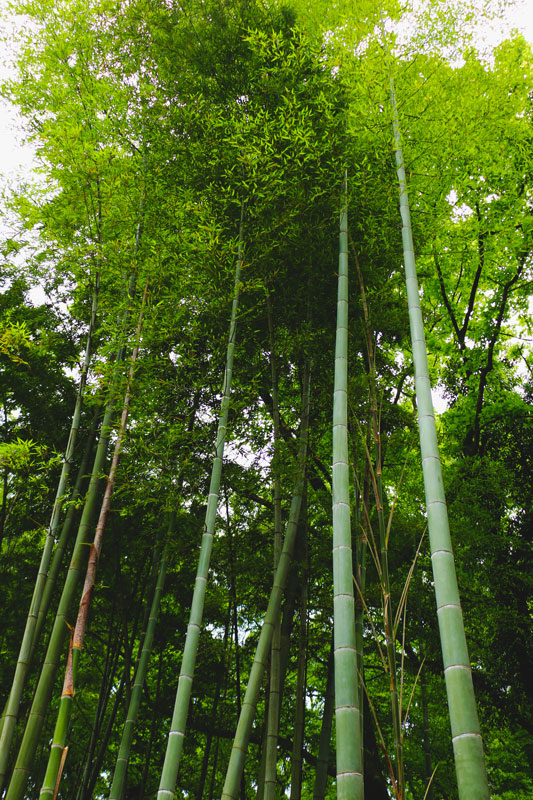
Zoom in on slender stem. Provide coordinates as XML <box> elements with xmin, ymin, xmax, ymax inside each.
<box><xmin>6</xmin><ymin>381</ymin><xmax>119</xmax><ymax>800</ymax></box>
<box><xmin>39</xmin><ymin>285</ymin><xmax>148</xmax><ymax>800</ymax></box>
<box><xmin>332</xmin><ymin>171</ymin><xmax>363</xmax><ymax>800</ymax></box>
<box><xmin>6</xmin><ymin>267</ymin><xmax>138</xmax><ymax>800</ymax></box>
<box><xmin>312</xmin><ymin>636</ymin><xmax>335</xmax><ymax>800</ymax></box>
<box><xmin>32</xmin><ymin>408</ymin><xmax>101</xmax><ymax>659</ymax></box>
<box><xmin>221</xmin><ymin>363</ymin><xmax>310</xmax><ymax>800</ymax></box>
<box><xmin>263</xmin><ymin>293</ymin><xmax>283</xmax><ymax>800</ymax></box>
<box><xmin>139</xmin><ymin>650</ymin><xmax>164</xmax><ymax>800</ymax></box>
<box><xmin>157</xmin><ymin>206</ymin><xmax>245</xmax><ymax>799</ymax></box>
<box><xmin>354</xmin><ymin>424</ymin><xmax>370</xmax><ymax>766</ymax></box>
<box><xmin>109</xmin><ymin>527</ymin><xmax>170</xmax><ymax>800</ymax></box>
<box><xmin>389</xmin><ymin>77</ymin><xmax>489</xmax><ymax>800</ymax></box>
<box><xmin>195</xmin><ymin>603</ymin><xmax>231</xmax><ymax>800</ymax></box>
<box><xmin>0</xmin><ymin>279</ymin><xmax>99</xmax><ymax>791</ymax></box>
<box><xmin>0</xmin><ymin>468</ymin><xmax>8</xmax><ymax>553</ymax></box>
<box><xmin>74</xmin><ymin>607</ymin><xmax>123</xmax><ymax>800</ymax></box>
<box><xmin>353</xmin><ymin>247</ymin><xmax>403</xmax><ymax>789</ymax></box>
<box><xmin>289</xmin><ymin>493</ymin><xmax>308</xmax><ymax>800</ymax></box>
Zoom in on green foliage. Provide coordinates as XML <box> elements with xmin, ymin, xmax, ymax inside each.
<box><xmin>0</xmin><ymin>438</ymin><xmax>35</xmax><ymax>471</ymax></box>
<box><xmin>0</xmin><ymin>0</ymin><xmax>531</xmax><ymax>799</ymax></box>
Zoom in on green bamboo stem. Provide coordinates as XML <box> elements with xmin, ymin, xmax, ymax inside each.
<box><xmin>312</xmin><ymin>637</ymin><xmax>335</xmax><ymax>800</ymax></box>
<box><xmin>75</xmin><ymin>599</ymin><xmax>123</xmax><ymax>800</ymax></box>
<box><xmin>5</xmin><ymin>388</ymin><xmax>117</xmax><ymax>800</ymax></box>
<box><xmin>5</xmin><ymin>274</ymin><xmax>138</xmax><ymax>800</ymax></box>
<box><xmin>389</xmin><ymin>78</ymin><xmax>489</xmax><ymax>800</ymax></box>
<box><xmin>0</xmin><ymin>278</ymin><xmax>99</xmax><ymax>792</ymax></box>
<box><xmin>416</xmin><ymin>593</ymin><xmax>434</xmax><ymax>800</ymax></box>
<box><xmin>263</xmin><ymin>293</ymin><xmax>283</xmax><ymax>800</ymax></box>
<box><xmin>354</xmin><ymin>234</ymin><xmax>403</xmax><ymax>790</ymax></box>
<box><xmin>222</xmin><ymin>367</ymin><xmax>309</xmax><ymax>792</ymax></box>
<box><xmin>156</xmin><ymin>208</ymin><xmax>244</xmax><ymax>800</ymax></box>
<box><xmin>109</xmin><ymin>534</ymin><xmax>169</xmax><ymax>800</ymax></box>
<box><xmin>81</xmin><ymin>668</ymin><xmax>128</xmax><ymax>800</ymax></box>
<box><xmin>255</xmin><ymin>692</ymin><xmax>268</xmax><ymax>800</ymax></box>
<box><xmin>374</xmin><ymin>428</ymin><xmax>403</xmax><ymax>794</ymax></box>
<box><xmin>353</xmin><ymin>445</ymin><xmax>369</xmax><ymax>775</ymax></box>
<box><xmin>289</xmin><ymin>497</ymin><xmax>308</xmax><ymax>800</ymax></box>
<box><xmin>195</xmin><ymin>602</ymin><xmax>231</xmax><ymax>800</ymax></box>
<box><xmin>221</xmin><ymin>364</ymin><xmax>310</xmax><ymax>799</ymax></box>
<box><xmin>278</xmin><ymin>571</ymin><xmax>297</xmax><ymax>712</ymax></box>
<box><xmin>369</xmin><ymin>396</ymin><xmax>402</xmax><ymax>790</ymax></box>
<box><xmin>140</xmin><ymin>651</ymin><xmax>163</xmax><ymax>800</ymax></box>
<box><xmin>31</xmin><ymin>408</ymin><xmax>102</xmax><ymax>659</ymax></box>
<box><xmin>39</xmin><ymin>286</ymin><xmax>147</xmax><ymax>800</ymax></box>
<box><xmin>0</xmin><ymin>410</ymin><xmax>98</xmax><ymax>740</ymax></box>
<box><xmin>225</xmin><ymin>496</ymin><xmax>246</xmax><ymax>800</ymax></box>
<box><xmin>332</xmin><ymin>172</ymin><xmax>363</xmax><ymax>800</ymax></box>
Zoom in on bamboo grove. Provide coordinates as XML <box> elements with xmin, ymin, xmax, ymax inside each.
<box><xmin>0</xmin><ymin>0</ymin><xmax>532</xmax><ymax>798</ymax></box>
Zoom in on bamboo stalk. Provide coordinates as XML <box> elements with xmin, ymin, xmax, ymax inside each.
<box><xmin>0</xmin><ymin>409</ymin><xmax>99</xmax><ymax>730</ymax></box>
<box><xmin>39</xmin><ymin>284</ymin><xmax>148</xmax><ymax>800</ymax></box>
<box><xmin>290</xmin><ymin>494</ymin><xmax>308</xmax><ymax>800</ymax></box>
<box><xmin>332</xmin><ymin>171</ymin><xmax>363</xmax><ymax>800</ymax></box>
<box><xmin>0</xmin><ymin>278</ymin><xmax>99</xmax><ymax>792</ymax></box>
<box><xmin>6</xmin><ymin>387</ymin><xmax>118</xmax><ymax>800</ymax></box>
<box><xmin>31</xmin><ymin>408</ymin><xmax>102</xmax><ymax>658</ymax></box>
<box><xmin>372</xmin><ymin>401</ymin><xmax>403</xmax><ymax>791</ymax></box>
<box><xmin>109</xmin><ymin>525</ymin><xmax>169</xmax><ymax>800</ymax></box>
<box><xmin>6</xmin><ymin>273</ymin><xmax>138</xmax><ymax>800</ymax></box>
<box><xmin>389</xmin><ymin>77</ymin><xmax>489</xmax><ymax>800</ymax></box>
<box><xmin>157</xmin><ymin>206</ymin><xmax>245</xmax><ymax>800</ymax></box>
<box><xmin>263</xmin><ymin>292</ymin><xmax>283</xmax><ymax>800</ymax></box>
<box><xmin>353</xmin><ymin>423</ymin><xmax>370</xmax><ymax>766</ymax></box>
<box><xmin>195</xmin><ymin>603</ymin><xmax>231</xmax><ymax>800</ymax></box>
<box><xmin>221</xmin><ymin>363</ymin><xmax>310</xmax><ymax>800</ymax></box>
<box><xmin>312</xmin><ymin>636</ymin><xmax>335</xmax><ymax>800</ymax></box>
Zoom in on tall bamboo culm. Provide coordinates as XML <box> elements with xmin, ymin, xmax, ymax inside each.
<box><xmin>157</xmin><ymin>206</ymin><xmax>244</xmax><ymax>800</ymax></box>
<box><xmin>30</xmin><ymin>407</ymin><xmax>102</xmax><ymax>660</ymax></box>
<box><xmin>6</xmin><ymin>381</ymin><xmax>118</xmax><ymax>800</ymax></box>
<box><xmin>39</xmin><ymin>284</ymin><xmax>147</xmax><ymax>799</ymax></box>
<box><xmin>221</xmin><ymin>362</ymin><xmax>310</xmax><ymax>800</ymax></box>
<box><xmin>389</xmin><ymin>79</ymin><xmax>489</xmax><ymax>800</ymax></box>
<box><xmin>0</xmin><ymin>277</ymin><xmax>99</xmax><ymax>793</ymax></box>
<box><xmin>355</xmin><ymin>252</ymin><xmax>403</xmax><ymax>792</ymax></box>
<box><xmin>5</xmin><ymin>276</ymin><xmax>137</xmax><ymax>800</ymax></box>
<box><xmin>263</xmin><ymin>293</ymin><xmax>283</xmax><ymax>800</ymax></box>
<box><xmin>332</xmin><ymin>171</ymin><xmax>363</xmax><ymax>800</ymax></box>
<box><xmin>108</xmin><ymin>525</ymin><xmax>169</xmax><ymax>800</ymax></box>
<box><xmin>312</xmin><ymin>636</ymin><xmax>334</xmax><ymax>800</ymax></box>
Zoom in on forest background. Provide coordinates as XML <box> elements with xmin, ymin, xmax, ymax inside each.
<box><xmin>0</xmin><ymin>0</ymin><xmax>532</xmax><ymax>799</ymax></box>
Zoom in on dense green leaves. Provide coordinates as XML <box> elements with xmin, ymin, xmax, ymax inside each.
<box><xmin>0</xmin><ymin>0</ymin><xmax>531</xmax><ymax>798</ymax></box>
